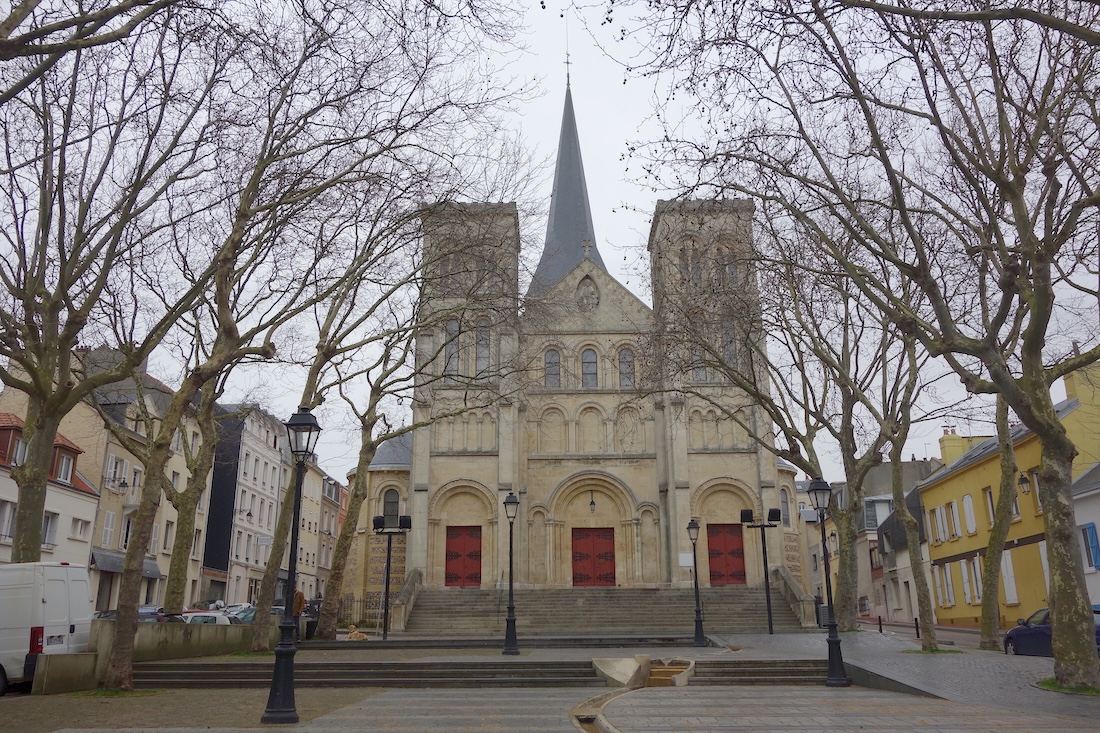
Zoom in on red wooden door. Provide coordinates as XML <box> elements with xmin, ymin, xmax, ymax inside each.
<box><xmin>445</xmin><ymin>526</ymin><xmax>482</xmax><ymax>587</ymax></box>
<box><xmin>572</xmin><ymin>528</ymin><xmax>615</xmax><ymax>586</ymax></box>
<box><xmin>707</xmin><ymin>523</ymin><xmax>746</xmax><ymax>585</ymax></box>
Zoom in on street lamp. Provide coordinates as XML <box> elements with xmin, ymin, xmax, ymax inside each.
<box><xmin>502</xmin><ymin>492</ymin><xmax>520</xmax><ymax>655</ymax></box>
<box><xmin>686</xmin><ymin>518</ymin><xmax>706</xmax><ymax>647</ymax></box>
<box><xmin>263</xmin><ymin>406</ymin><xmax>321</xmax><ymax>724</ymax></box>
<box><xmin>807</xmin><ymin>478</ymin><xmax>849</xmax><ymax>687</ymax></box>
<box><xmin>372</xmin><ymin>513</ymin><xmax>412</xmax><ymax>641</ymax></box>
<box><xmin>742</xmin><ymin>508</ymin><xmax>781</xmax><ymax>634</ymax></box>
<box><xmin>1018</xmin><ymin>472</ymin><xmax>1031</xmax><ymax>495</ymax></box>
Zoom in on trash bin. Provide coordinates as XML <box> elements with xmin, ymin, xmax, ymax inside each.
<box><xmin>306</xmin><ymin>618</ymin><xmax>318</xmax><ymax>640</ymax></box>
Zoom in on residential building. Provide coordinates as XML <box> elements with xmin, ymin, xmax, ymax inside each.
<box><xmin>0</xmin><ymin>414</ymin><xmax>99</xmax><ymax>567</ymax></box>
<box><xmin>205</xmin><ymin>404</ymin><xmax>287</xmax><ymax>604</ymax></box>
<box><xmin>919</xmin><ymin>365</ymin><xmax>1100</xmax><ymax>628</ymax></box>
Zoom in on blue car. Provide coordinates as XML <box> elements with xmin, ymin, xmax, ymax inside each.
<box><xmin>1003</xmin><ymin>605</ymin><xmax>1100</xmax><ymax>656</ymax></box>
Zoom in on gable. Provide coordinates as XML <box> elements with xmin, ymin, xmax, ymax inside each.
<box><xmin>522</xmin><ymin>260</ymin><xmax>652</xmax><ymax>337</ymax></box>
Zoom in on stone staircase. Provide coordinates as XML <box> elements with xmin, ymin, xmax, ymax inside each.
<box><xmin>404</xmin><ymin>587</ymin><xmax>803</xmax><ymax>635</ymax></box>
<box><xmin>690</xmin><ymin>658</ymin><xmax>828</xmax><ymax>685</ymax></box>
<box><xmin>131</xmin><ymin>659</ymin><xmax>607</xmax><ymax>689</ymax></box>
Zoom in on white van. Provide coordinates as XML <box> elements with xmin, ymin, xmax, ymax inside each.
<box><xmin>0</xmin><ymin>562</ymin><xmax>94</xmax><ymax>694</ymax></box>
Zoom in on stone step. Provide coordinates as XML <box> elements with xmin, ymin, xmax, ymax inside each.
<box><xmin>131</xmin><ymin>660</ymin><xmax>607</xmax><ymax>689</ymax></box>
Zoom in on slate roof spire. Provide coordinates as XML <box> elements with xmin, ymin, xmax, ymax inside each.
<box><xmin>528</xmin><ymin>80</ymin><xmax>607</xmax><ymax>297</ymax></box>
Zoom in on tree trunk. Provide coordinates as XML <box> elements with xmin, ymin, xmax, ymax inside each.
<box><xmin>833</xmin><ymin>506</ymin><xmax>860</xmax><ymax>631</ymax></box>
<box><xmin>1038</xmin><ymin>430</ymin><xmax>1099</xmax><ymax>687</ymax></box>
<box><xmin>251</xmin><ymin>475</ymin><xmax>294</xmax><ymax>652</ymax></box>
<box><xmin>316</xmin><ymin>437</ymin><xmax>378</xmax><ymax>639</ymax></box>
<box><xmin>888</xmin><ymin>442</ymin><xmax>937</xmax><ymax>650</ymax></box>
<box><xmin>161</xmin><ymin>491</ymin><xmax>200</xmax><ymax>614</ymax></box>
<box><xmin>103</xmin><ymin>473</ymin><xmax>165</xmax><ymax>690</ymax></box>
<box><xmin>979</xmin><ymin>397</ymin><xmax>1019</xmax><ymax>650</ymax></box>
<box><xmin>9</xmin><ymin>406</ymin><xmax>63</xmax><ymax>563</ymax></box>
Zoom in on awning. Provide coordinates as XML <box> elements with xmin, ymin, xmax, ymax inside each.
<box><xmin>90</xmin><ymin>549</ymin><xmax>164</xmax><ymax>579</ymax></box>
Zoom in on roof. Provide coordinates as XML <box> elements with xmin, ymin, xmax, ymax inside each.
<box><xmin>527</xmin><ymin>82</ymin><xmax>608</xmax><ymax>297</ymax></box>
<box><xmin>918</xmin><ymin>397</ymin><xmax>1080</xmax><ymax>489</ymax></box>
<box><xmin>0</xmin><ymin>412</ymin><xmax>83</xmax><ymax>453</ymax></box>
<box><xmin>369</xmin><ymin>432</ymin><xmax>412</xmax><ymax>470</ymax></box>
<box><xmin>1072</xmin><ymin>462</ymin><xmax>1100</xmax><ymax>498</ymax></box>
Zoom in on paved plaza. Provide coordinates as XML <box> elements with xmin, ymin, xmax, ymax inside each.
<box><xmin>48</xmin><ymin>630</ymin><xmax>1100</xmax><ymax>733</ymax></box>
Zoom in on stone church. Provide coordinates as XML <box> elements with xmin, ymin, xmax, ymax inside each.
<box><xmin>349</xmin><ymin>84</ymin><xmax>803</xmax><ymax>601</ymax></box>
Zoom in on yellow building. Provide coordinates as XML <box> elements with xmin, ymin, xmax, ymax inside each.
<box><xmin>920</xmin><ymin>367</ymin><xmax>1100</xmax><ymax>629</ymax></box>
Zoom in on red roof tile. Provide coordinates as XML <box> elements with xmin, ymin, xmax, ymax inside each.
<box><xmin>0</xmin><ymin>412</ymin><xmax>84</xmax><ymax>453</ymax></box>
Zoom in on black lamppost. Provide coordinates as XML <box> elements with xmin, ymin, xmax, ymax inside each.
<box><xmin>372</xmin><ymin>513</ymin><xmax>412</xmax><ymax>641</ymax></box>
<box><xmin>742</xmin><ymin>508</ymin><xmax>781</xmax><ymax>634</ymax></box>
<box><xmin>807</xmin><ymin>478</ymin><xmax>850</xmax><ymax>687</ymax></box>
<box><xmin>502</xmin><ymin>492</ymin><xmax>520</xmax><ymax>655</ymax></box>
<box><xmin>263</xmin><ymin>406</ymin><xmax>321</xmax><ymax>724</ymax></box>
<box><xmin>686</xmin><ymin>518</ymin><xmax>706</xmax><ymax>647</ymax></box>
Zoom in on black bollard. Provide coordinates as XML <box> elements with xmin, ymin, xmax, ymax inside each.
<box><xmin>914</xmin><ymin>617</ymin><xmax>920</xmax><ymax>638</ymax></box>
<box><xmin>878</xmin><ymin>615</ymin><xmax>883</xmax><ymax>633</ymax></box>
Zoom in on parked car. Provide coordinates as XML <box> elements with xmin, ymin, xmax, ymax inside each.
<box><xmin>1004</xmin><ymin>605</ymin><xmax>1100</xmax><ymax>656</ymax></box>
<box><xmin>233</xmin><ymin>606</ymin><xmax>283</xmax><ymax>624</ymax></box>
<box><xmin>181</xmin><ymin>610</ymin><xmax>242</xmax><ymax>625</ymax></box>
<box><xmin>187</xmin><ymin>599</ymin><xmax>226</xmax><ymax>611</ymax></box>
<box><xmin>94</xmin><ymin>607</ymin><xmax>184</xmax><ymax>623</ymax></box>
<box><xmin>224</xmin><ymin>602</ymin><xmax>253</xmax><ymax>615</ymax></box>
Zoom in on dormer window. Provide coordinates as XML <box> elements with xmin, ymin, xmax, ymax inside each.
<box><xmin>12</xmin><ymin>437</ymin><xmax>27</xmax><ymax>466</ymax></box>
<box><xmin>56</xmin><ymin>453</ymin><xmax>74</xmax><ymax>483</ymax></box>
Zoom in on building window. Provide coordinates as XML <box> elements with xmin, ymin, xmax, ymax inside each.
<box><xmin>982</xmin><ymin>487</ymin><xmax>994</xmax><ymax>526</ymax></box>
<box><xmin>0</xmin><ymin>499</ymin><xmax>16</xmax><ymax>541</ymax></box>
<box><xmin>163</xmin><ymin>520</ymin><xmax>174</xmax><ymax>551</ymax></box>
<box><xmin>40</xmin><ymin>512</ymin><xmax>58</xmax><ymax>548</ymax></box>
<box><xmin>243</xmin><ymin>453</ymin><xmax>250</xmax><ymax>478</ymax></box>
<box><xmin>70</xmin><ymin>517</ymin><xmax>90</xmax><ymax>540</ymax></box>
<box><xmin>444</xmin><ymin>319</ymin><xmax>460</xmax><ymax>375</ymax></box>
<box><xmin>150</xmin><ymin>523</ymin><xmax>159</xmax><ymax>555</ymax></box>
<box><xmin>383</xmin><ymin>489</ymin><xmax>400</xmax><ymax>524</ymax></box>
<box><xmin>192</xmin><ymin>529</ymin><xmax>202</xmax><ymax>558</ymax></box>
<box><xmin>56</xmin><ymin>453</ymin><xmax>74</xmax><ymax>483</ymax></box>
<box><xmin>544</xmin><ymin>349</ymin><xmax>560</xmax><ymax>388</ymax></box>
<box><xmin>1081</xmin><ymin>523</ymin><xmax>1100</xmax><ymax>569</ymax></box>
<box><xmin>12</xmin><ymin>437</ymin><xmax>27</xmax><ymax>466</ymax></box>
<box><xmin>962</xmin><ymin>494</ymin><xmax>977</xmax><ymax>534</ymax></box>
<box><xmin>475</xmin><ymin>319</ymin><xmax>490</xmax><ymax>375</ymax></box>
<box><xmin>101</xmin><ymin>511</ymin><xmax>115</xmax><ymax>547</ymax></box>
<box><xmin>780</xmin><ymin>489</ymin><xmax>791</xmax><ymax>528</ymax></box>
<box><xmin>691</xmin><ymin>345</ymin><xmax>707</xmax><ymax>382</ymax></box>
<box><xmin>120</xmin><ymin>516</ymin><xmax>134</xmax><ymax>549</ymax></box>
<box><xmin>581</xmin><ymin>348</ymin><xmax>598</xmax><ymax>389</ymax></box>
<box><xmin>618</xmin><ymin>348</ymin><xmax>635</xmax><ymax>388</ymax></box>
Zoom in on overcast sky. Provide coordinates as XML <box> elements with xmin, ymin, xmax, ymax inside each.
<box><xmin>228</xmin><ymin>4</ymin><xmax>1003</xmax><ymax>484</ymax></box>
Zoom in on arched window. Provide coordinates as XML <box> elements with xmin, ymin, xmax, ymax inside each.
<box><xmin>544</xmin><ymin>349</ymin><xmax>560</xmax><ymax>388</ymax></box>
<box><xmin>581</xmin><ymin>348</ymin><xmax>598</xmax><ymax>389</ymax></box>
<box><xmin>443</xmin><ymin>319</ymin><xmax>460</xmax><ymax>375</ymax></box>
<box><xmin>383</xmin><ymin>489</ymin><xmax>400</xmax><ymax>527</ymax></box>
<box><xmin>475</xmin><ymin>319</ymin><xmax>490</xmax><ymax>375</ymax></box>
<box><xmin>691</xmin><ymin>345</ymin><xmax>707</xmax><ymax>382</ymax></box>
<box><xmin>618</xmin><ymin>348</ymin><xmax>635</xmax><ymax>388</ymax></box>
<box><xmin>780</xmin><ymin>489</ymin><xmax>791</xmax><ymax>528</ymax></box>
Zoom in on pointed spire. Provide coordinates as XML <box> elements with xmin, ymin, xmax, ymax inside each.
<box><xmin>528</xmin><ymin>83</ymin><xmax>607</xmax><ymax>297</ymax></box>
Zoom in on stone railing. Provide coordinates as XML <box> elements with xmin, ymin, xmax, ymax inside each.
<box><xmin>772</xmin><ymin>566</ymin><xmax>818</xmax><ymax>628</ymax></box>
<box><xmin>389</xmin><ymin>567</ymin><xmax>424</xmax><ymax>632</ymax></box>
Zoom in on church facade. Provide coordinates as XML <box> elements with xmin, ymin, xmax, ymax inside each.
<box><xmin>350</xmin><ymin>85</ymin><xmax>803</xmax><ymax>599</ymax></box>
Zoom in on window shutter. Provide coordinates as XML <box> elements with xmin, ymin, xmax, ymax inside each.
<box><xmin>102</xmin><ymin>511</ymin><xmax>115</xmax><ymax>546</ymax></box>
<box><xmin>962</xmin><ymin>495</ymin><xmax>977</xmax><ymax>534</ymax></box>
<box><xmin>971</xmin><ymin>557</ymin><xmax>983</xmax><ymax>601</ymax></box>
<box><xmin>1085</xmin><ymin>523</ymin><xmax>1100</xmax><ymax>568</ymax></box>
<box><xmin>944</xmin><ymin>563</ymin><xmax>955</xmax><ymax>605</ymax></box>
<box><xmin>960</xmin><ymin>560</ymin><xmax>972</xmax><ymax>604</ymax></box>
<box><xmin>950</xmin><ymin>502</ymin><xmax>962</xmax><ymax>538</ymax></box>
<box><xmin>1001</xmin><ymin>550</ymin><xmax>1018</xmax><ymax>604</ymax></box>
<box><xmin>933</xmin><ymin>565</ymin><xmax>943</xmax><ymax>607</ymax></box>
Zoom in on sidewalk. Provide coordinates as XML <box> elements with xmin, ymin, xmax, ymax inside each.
<box><xmin>48</xmin><ymin>631</ymin><xmax>1100</xmax><ymax>733</ymax></box>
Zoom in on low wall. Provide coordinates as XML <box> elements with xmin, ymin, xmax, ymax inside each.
<box><xmin>31</xmin><ymin>653</ymin><xmax>99</xmax><ymax>695</ymax></box>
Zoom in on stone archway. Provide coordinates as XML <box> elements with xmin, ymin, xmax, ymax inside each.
<box><xmin>547</xmin><ymin>473</ymin><xmax>642</xmax><ymax>587</ymax></box>
<box><xmin>691</xmin><ymin>481</ymin><xmax>758</xmax><ymax>588</ymax></box>
<box><xmin>426</xmin><ymin>482</ymin><xmax>497</xmax><ymax>588</ymax></box>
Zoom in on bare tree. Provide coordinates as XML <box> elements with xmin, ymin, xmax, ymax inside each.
<box><xmin>0</xmin><ymin>0</ymin><xmax>182</xmax><ymax>104</ymax></box>
<box><xmin>0</xmin><ymin>4</ymin><xmax>231</xmax><ymax>564</ymax></box>
<box><xmin>609</xmin><ymin>0</ymin><xmax>1100</xmax><ymax>685</ymax></box>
